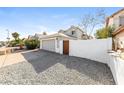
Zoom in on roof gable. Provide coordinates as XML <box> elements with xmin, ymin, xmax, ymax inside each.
<box><xmin>40</xmin><ymin>33</ymin><xmax>76</xmax><ymax>39</ymax></box>
<box><xmin>109</xmin><ymin>8</ymin><xmax>124</xmax><ymax>18</ymax></box>
<box><xmin>58</xmin><ymin>25</ymin><xmax>84</xmax><ymax>33</ymax></box>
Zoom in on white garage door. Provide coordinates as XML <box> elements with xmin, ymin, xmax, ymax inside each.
<box><xmin>42</xmin><ymin>39</ymin><xmax>55</xmax><ymax>52</ymax></box>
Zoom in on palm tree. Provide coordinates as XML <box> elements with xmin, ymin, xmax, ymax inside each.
<box><xmin>12</xmin><ymin>32</ymin><xmax>19</xmax><ymax>40</ymax></box>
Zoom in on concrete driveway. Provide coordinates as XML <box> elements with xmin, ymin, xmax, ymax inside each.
<box><xmin>0</xmin><ymin>49</ymin><xmax>115</xmax><ymax>85</ymax></box>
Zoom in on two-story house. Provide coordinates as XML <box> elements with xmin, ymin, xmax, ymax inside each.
<box><xmin>106</xmin><ymin>8</ymin><xmax>124</xmax><ymax>50</ymax></box>
<box><xmin>58</xmin><ymin>25</ymin><xmax>89</xmax><ymax>40</ymax></box>
<box><xmin>106</xmin><ymin>8</ymin><xmax>124</xmax><ymax>41</ymax></box>
<box><xmin>40</xmin><ymin>26</ymin><xmax>90</xmax><ymax>53</ymax></box>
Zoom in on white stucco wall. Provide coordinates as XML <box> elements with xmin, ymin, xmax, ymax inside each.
<box><xmin>55</xmin><ymin>40</ymin><xmax>63</xmax><ymax>54</ymax></box>
<box><xmin>58</xmin><ymin>40</ymin><xmax>63</xmax><ymax>54</ymax></box>
<box><xmin>69</xmin><ymin>38</ymin><xmax>112</xmax><ymax>63</ymax></box>
<box><xmin>40</xmin><ymin>40</ymin><xmax>42</xmax><ymax>49</ymax></box>
<box><xmin>40</xmin><ymin>37</ymin><xmax>124</xmax><ymax>85</ymax></box>
<box><xmin>109</xmin><ymin>53</ymin><xmax>124</xmax><ymax>85</ymax></box>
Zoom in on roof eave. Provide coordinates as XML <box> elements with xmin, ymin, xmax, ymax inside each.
<box><xmin>109</xmin><ymin>8</ymin><xmax>124</xmax><ymax>18</ymax></box>
<box><xmin>112</xmin><ymin>26</ymin><xmax>124</xmax><ymax>36</ymax></box>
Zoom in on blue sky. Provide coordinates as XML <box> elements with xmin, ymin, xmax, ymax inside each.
<box><xmin>0</xmin><ymin>7</ymin><xmax>123</xmax><ymax>41</ymax></box>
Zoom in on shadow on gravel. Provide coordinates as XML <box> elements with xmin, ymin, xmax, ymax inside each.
<box><xmin>21</xmin><ymin>50</ymin><xmax>115</xmax><ymax>85</ymax></box>
<box><xmin>21</xmin><ymin>50</ymin><xmax>59</xmax><ymax>73</ymax></box>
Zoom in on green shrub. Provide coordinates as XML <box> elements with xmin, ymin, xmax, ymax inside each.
<box><xmin>9</xmin><ymin>39</ymin><xmax>24</xmax><ymax>47</ymax></box>
<box><xmin>25</xmin><ymin>39</ymin><xmax>39</xmax><ymax>50</ymax></box>
<box><xmin>9</xmin><ymin>40</ymin><xmax>17</xmax><ymax>47</ymax></box>
<box><xmin>95</xmin><ymin>25</ymin><xmax>115</xmax><ymax>39</ymax></box>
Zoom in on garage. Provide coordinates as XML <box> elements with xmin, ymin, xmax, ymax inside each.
<box><xmin>42</xmin><ymin>39</ymin><xmax>55</xmax><ymax>52</ymax></box>
<box><xmin>40</xmin><ymin>33</ymin><xmax>73</xmax><ymax>53</ymax></box>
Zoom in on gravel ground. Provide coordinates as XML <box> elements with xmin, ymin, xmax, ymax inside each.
<box><xmin>0</xmin><ymin>50</ymin><xmax>115</xmax><ymax>85</ymax></box>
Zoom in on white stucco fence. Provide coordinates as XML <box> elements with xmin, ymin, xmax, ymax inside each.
<box><xmin>108</xmin><ymin>53</ymin><xmax>124</xmax><ymax>85</ymax></box>
<box><xmin>69</xmin><ymin>38</ymin><xmax>112</xmax><ymax>64</ymax></box>
<box><xmin>40</xmin><ymin>37</ymin><xmax>124</xmax><ymax>84</ymax></box>
<box><xmin>69</xmin><ymin>38</ymin><xmax>124</xmax><ymax>85</ymax></box>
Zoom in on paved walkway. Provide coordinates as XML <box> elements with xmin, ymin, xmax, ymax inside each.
<box><xmin>0</xmin><ymin>50</ymin><xmax>115</xmax><ymax>85</ymax></box>
<box><xmin>0</xmin><ymin>49</ymin><xmax>39</xmax><ymax>68</ymax></box>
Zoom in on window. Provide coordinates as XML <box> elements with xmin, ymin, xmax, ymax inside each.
<box><xmin>72</xmin><ymin>31</ymin><xmax>75</xmax><ymax>35</ymax></box>
<box><xmin>119</xmin><ymin>16</ymin><xmax>124</xmax><ymax>26</ymax></box>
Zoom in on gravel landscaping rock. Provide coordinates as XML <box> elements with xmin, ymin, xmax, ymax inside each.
<box><xmin>0</xmin><ymin>50</ymin><xmax>115</xmax><ymax>85</ymax></box>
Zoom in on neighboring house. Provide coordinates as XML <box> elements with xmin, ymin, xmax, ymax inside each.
<box><xmin>106</xmin><ymin>8</ymin><xmax>124</xmax><ymax>50</ymax></box>
<box><xmin>40</xmin><ymin>26</ymin><xmax>90</xmax><ymax>53</ymax></box>
<box><xmin>40</xmin><ymin>33</ymin><xmax>75</xmax><ymax>54</ymax></box>
<box><xmin>28</xmin><ymin>33</ymin><xmax>46</xmax><ymax>40</ymax></box>
<box><xmin>58</xmin><ymin>25</ymin><xmax>90</xmax><ymax>40</ymax></box>
<box><xmin>106</xmin><ymin>8</ymin><xmax>124</xmax><ymax>41</ymax></box>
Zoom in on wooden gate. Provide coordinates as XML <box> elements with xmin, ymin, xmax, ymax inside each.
<box><xmin>63</xmin><ymin>40</ymin><xmax>69</xmax><ymax>55</ymax></box>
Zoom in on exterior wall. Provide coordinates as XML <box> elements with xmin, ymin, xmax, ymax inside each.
<box><xmin>55</xmin><ymin>40</ymin><xmax>63</xmax><ymax>54</ymax></box>
<box><xmin>69</xmin><ymin>38</ymin><xmax>112</xmax><ymax>64</ymax></box>
<box><xmin>59</xmin><ymin>26</ymin><xmax>84</xmax><ymax>39</ymax></box>
<box><xmin>120</xmin><ymin>16</ymin><xmax>124</xmax><ymax>26</ymax></box>
<box><xmin>40</xmin><ymin>36</ymin><xmax>124</xmax><ymax>85</ymax></box>
<box><xmin>108</xmin><ymin>16</ymin><xmax>120</xmax><ymax>28</ymax></box>
<box><xmin>114</xmin><ymin>31</ymin><xmax>124</xmax><ymax>41</ymax></box>
<box><xmin>63</xmin><ymin>29</ymin><xmax>83</xmax><ymax>39</ymax></box>
<box><xmin>108</xmin><ymin>11</ymin><xmax>124</xmax><ymax>28</ymax></box>
<box><xmin>114</xmin><ymin>16</ymin><xmax>120</xmax><ymax>28</ymax></box>
<box><xmin>55</xmin><ymin>40</ymin><xmax>59</xmax><ymax>53</ymax></box>
<box><xmin>108</xmin><ymin>18</ymin><xmax>114</xmax><ymax>26</ymax></box>
<box><xmin>55</xmin><ymin>37</ymin><xmax>70</xmax><ymax>54</ymax></box>
<box><xmin>76</xmin><ymin>29</ymin><xmax>83</xmax><ymax>39</ymax></box>
<box><xmin>109</xmin><ymin>53</ymin><xmax>124</xmax><ymax>85</ymax></box>
<box><xmin>40</xmin><ymin>40</ymin><xmax>42</xmax><ymax>49</ymax></box>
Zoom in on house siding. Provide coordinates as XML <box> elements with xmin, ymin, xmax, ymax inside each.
<box><xmin>108</xmin><ymin>10</ymin><xmax>124</xmax><ymax>28</ymax></box>
<box><xmin>59</xmin><ymin>26</ymin><xmax>86</xmax><ymax>39</ymax></box>
<box><xmin>115</xmin><ymin>31</ymin><xmax>124</xmax><ymax>41</ymax></box>
<box><xmin>63</xmin><ymin>29</ymin><xmax>83</xmax><ymax>39</ymax></box>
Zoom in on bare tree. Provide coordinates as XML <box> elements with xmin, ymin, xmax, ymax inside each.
<box><xmin>79</xmin><ymin>8</ymin><xmax>106</xmax><ymax>38</ymax></box>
